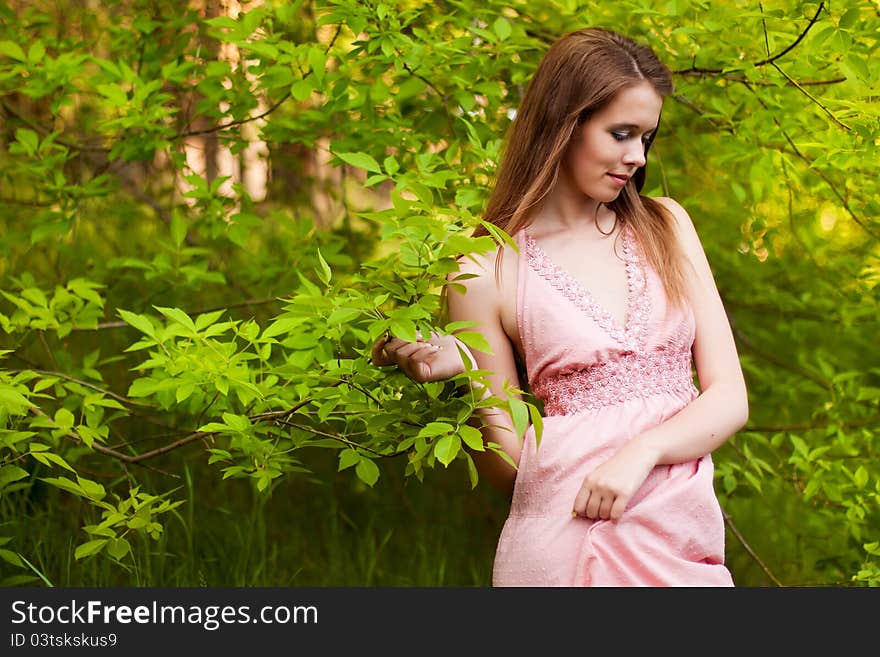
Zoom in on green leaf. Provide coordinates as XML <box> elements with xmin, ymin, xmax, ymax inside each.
<box><xmin>464</xmin><ymin>451</ymin><xmax>479</xmax><ymax>489</ymax></box>
<box><xmin>262</xmin><ymin>317</ymin><xmax>300</xmax><ymax>340</ymax></box>
<box><xmin>118</xmin><ymin>309</ymin><xmax>157</xmax><ymax>338</ymax></box>
<box><xmin>493</xmin><ymin>17</ymin><xmax>512</xmax><ymax>41</ymax></box>
<box><xmin>127</xmin><ymin>516</ymin><xmax>148</xmax><ymax>530</ymax></box>
<box><xmin>434</xmin><ymin>434</ymin><xmax>461</xmax><ymax>467</ymax></box>
<box><xmin>315</xmin><ymin>248</ymin><xmax>332</xmax><ymax>286</ymax></box>
<box><xmin>528</xmin><ymin>402</ymin><xmax>543</xmax><ymax>448</ymax></box>
<box><xmin>454</xmin><ymin>331</ymin><xmax>493</xmax><ymax>355</ymax></box>
<box><xmin>54</xmin><ymin>407</ymin><xmax>75</xmax><ymax>430</ymax></box>
<box><xmin>509</xmin><ymin>397</ymin><xmax>528</xmax><ymax>441</ymax></box>
<box><xmin>0</xmin><ymin>465</ymin><xmax>29</xmax><ymax>493</ymax></box>
<box><xmin>291</xmin><ymin>77</ymin><xmax>314</xmax><ymax>101</ymax></box>
<box><xmin>39</xmin><ymin>451</ymin><xmax>76</xmax><ymax>473</ymax></box>
<box><xmin>0</xmin><ymin>385</ymin><xmax>34</xmax><ymax>411</ymax></box>
<box><xmin>338</xmin><ymin>449</ymin><xmax>360</xmax><ymax>471</ymax></box>
<box><xmin>170</xmin><ymin>213</ymin><xmax>187</xmax><ymax>247</ymax></box>
<box><xmin>327</xmin><ymin>308</ymin><xmax>361</xmax><ymax>325</ymax></box>
<box><xmin>74</xmin><ymin>539</ymin><xmax>108</xmax><ymax>560</ymax></box>
<box><xmin>854</xmin><ymin>466</ymin><xmax>868</xmax><ymax>489</ymax></box>
<box><xmin>390</xmin><ymin>319</ymin><xmax>418</xmax><ymax>343</ymax></box>
<box><xmin>0</xmin><ymin>549</ymin><xmax>24</xmax><ymax>568</ymax></box>
<box><xmin>76</xmin><ymin>476</ymin><xmax>106</xmax><ymax>500</ymax></box>
<box><xmin>355</xmin><ymin>457</ymin><xmax>380</xmax><ymax>486</ymax></box>
<box><xmin>27</xmin><ymin>41</ymin><xmax>45</xmax><ymax>64</ymax></box>
<box><xmin>335</xmin><ymin>151</ymin><xmax>382</xmax><ymax>173</ymax></box>
<box><xmin>0</xmin><ymin>41</ymin><xmax>26</xmax><ymax>60</ymax></box>
<box><xmin>176</xmin><ymin>382</ymin><xmax>196</xmax><ymax>403</ymax></box>
<box><xmin>458</xmin><ymin>424</ymin><xmax>484</xmax><ymax>451</ymax></box>
<box><xmin>15</xmin><ymin>129</ymin><xmax>39</xmax><ymax>155</ymax></box>
<box><xmin>106</xmin><ymin>538</ymin><xmax>131</xmax><ymax>560</ymax></box>
<box><xmin>418</xmin><ymin>422</ymin><xmax>454</xmax><ymax>438</ymax></box>
<box><xmin>221</xmin><ymin>413</ymin><xmax>251</xmax><ymax>432</ymax></box>
<box><xmin>154</xmin><ymin>305</ymin><xmax>197</xmax><ymax>334</ymax></box>
<box><xmin>38</xmin><ymin>476</ymin><xmax>85</xmax><ymax>497</ymax></box>
<box><xmin>384</xmin><ymin>155</ymin><xmax>400</xmax><ymax>176</ymax></box>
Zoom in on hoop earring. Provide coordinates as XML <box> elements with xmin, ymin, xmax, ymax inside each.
<box><xmin>594</xmin><ymin>203</ymin><xmax>617</xmax><ymax>236</ymax></box>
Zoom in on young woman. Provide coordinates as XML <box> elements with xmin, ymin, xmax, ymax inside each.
<box><xmin>372</xmin><ymin>27</ymin><xmax>748</xmax><ymax>586</ymax></box>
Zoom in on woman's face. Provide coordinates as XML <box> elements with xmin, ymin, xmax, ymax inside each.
<box><xmin>561</xmin><ymin>81</ymin><xmax>663</xmax><ymax>203</ymax></box>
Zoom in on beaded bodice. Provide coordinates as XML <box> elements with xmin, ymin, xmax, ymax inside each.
<box><xmin>516</xmin><ymin>226</ymin><xmax>698</xmax><ymax>416</ymax></box>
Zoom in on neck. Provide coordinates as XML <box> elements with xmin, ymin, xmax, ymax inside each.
<box><xmin>533</xmin><ymin>191</ymin><xmax>617</xmax><ymax>238</ymax></box>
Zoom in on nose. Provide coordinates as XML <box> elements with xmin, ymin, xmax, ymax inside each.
<box><xmin>623</xmin><ymin>141</ymin><xmax>647</xmax><ymax>168</ymax></box>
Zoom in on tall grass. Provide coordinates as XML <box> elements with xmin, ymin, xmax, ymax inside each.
<box><xmin>2</xmin><ymin>446</ymin><xmax>804</xmax><ymax>586</ymax></box>
<box><xmin>0</xmin><ymin>450</ymin><xmax>510</xmax><ymax>587</ymax></box>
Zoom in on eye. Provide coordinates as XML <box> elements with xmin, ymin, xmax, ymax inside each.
<box><xmin>611</xmin><ymin>131</ymin><xmax>629</xmax><ymax>142</ymax></box>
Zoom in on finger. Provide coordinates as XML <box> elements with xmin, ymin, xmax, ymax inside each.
<box><xmin>370</xmin><ymin>336</ymin><xmax>393</xmax><ymax>366</ymax></box>
<box><xmin>585</xmin><ymin>491</ymin><xmax>603</xmax><ymax>519</ymax></box>
<box><xmin>392</xmin><ymin>341</ymin><xmax>437</xmax><ymax>361</ymax></box>
<box><xmin>572</xmin><ymin>484</ymin><xmax>591</xmax><ymax>517</ymax></box>
<box><xmin>597</xmin><ymin>494</ymin><xmax>614</xmax><ymax>520</ymax></box>
<box><xmin>609</xmin><ymin>496</ymin><xmax>629</xmax><ymax>521</ymax></box>
<box><xmin>378</xmin><ymin>338</ymin><xmax>415</xmax><ymax>363</ymax></box>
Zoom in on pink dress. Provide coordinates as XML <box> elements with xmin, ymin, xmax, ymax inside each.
<box><xmin>491</xmin><ymin>226</ymin><xmax>734</xmax><ymax>587</ymax></box>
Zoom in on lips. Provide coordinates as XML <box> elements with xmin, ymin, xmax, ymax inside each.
<box><xmin>608</xmin><ymin>173</ymin><xmax>630</xmax><ymax>186</ymax></box>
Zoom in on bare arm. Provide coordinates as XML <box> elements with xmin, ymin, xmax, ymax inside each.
<box><xmin>445</xmin><ymin>248</ymin><xmax>524</xmax><ymax>498</ymax></box>
<box><xmin>626</xmin><ymin>197</ymin><xmax>749</xmax><ymax>465</ymax></box>
<box><xmin>574</xmin><ymin>197</ymin><xmax>748</xmax><ymax>520</ymax></box>
<box><xmin>370</xmin><ymin>245</ymin><xmax>524</xmax><ymax>496</ymax></box>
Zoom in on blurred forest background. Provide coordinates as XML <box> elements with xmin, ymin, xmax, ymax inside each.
<box><xmin>0</xmin><ymin>0</ymin><xmax>878</xmax><ymax>587</ymax></box>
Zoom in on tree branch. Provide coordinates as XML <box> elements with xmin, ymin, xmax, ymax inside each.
<box><xmin>753</xmin><ymin>2</ymin><xmax>826</xmax><ymax>68</ymax></box>
<box><xmin>674</xmin><ymin>2</ymin><xmax>826</xmax><ymax>76</ymax></box>
<box><xmin>771</xmin><ymin>62</ymin><xmax>853</xmax><ymax>132</ymax></box>
<box><xmin>722</xmin><ymin>507</ymin><xmax>785</xmax><ymax>586</ymax></box>
<box><xmin>730</xmin><ymin>322</ymin><xmax>832</xmax><ymax>391</ymax></box>
<box><xmin>177</xmin><ymin>91</ymin><xmax>292</xmax><ymax>138</ymax></box>
<box><xmin>79</xmin><ymin>297</ymin><xmax>283</xmax><ymax>331</ymax></box>
<box><xmin>175</xmin><ymin>23</ymin><xmax>342</xmax><ymax>139</ymax></box>
<box><xmin>745</xmin><ymin>415</ymin><xmax>880</xmax><ymax>433</ymax></box>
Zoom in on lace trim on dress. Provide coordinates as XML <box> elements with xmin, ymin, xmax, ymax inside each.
<box><xmin>522</xmin><ymin>226</ymin><xmax>651</xmax><ymax>351</ymax></box>
<box><xmin>532</xmin><ymin>348</ymin><xmax>698</xmax><ymax>416</ymax></box>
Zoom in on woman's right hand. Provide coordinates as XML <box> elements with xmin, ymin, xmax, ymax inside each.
<box><xmin>370</xmin><ymin>332</ymin><xmax>471</xmax><ymax>383</ymax></box>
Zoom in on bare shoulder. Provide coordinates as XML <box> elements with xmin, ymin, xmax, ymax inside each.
<box><xmin>447</xmin><ymin>240</ymin><xmax>519</xmax><ymax>301</ymax></box>
<box><xmin>651</xmin><ymin>196</ymin><xmax>706</xmax><ymax>260</ymax></box>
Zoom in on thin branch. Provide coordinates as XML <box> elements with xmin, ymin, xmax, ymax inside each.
<box><xmin>730</xmin><ymin>323</ymin><xmax>832</xmax><ymax>391</ymax></box>
<box><xmin>90</xmin><ymin>431</ymin><xmax>207</xmax><ymax>465</ymax></box>
<box><xmin>771</xmin><ymin>62</ymin><xmax>852</xmax><ymax>132</ymax></box>
<box><xmin>176</xmin><ymin>24</ymin><xmax>342</xmax><ymax>139</ymax></box>
<box><xmin>674</xmin><ymin>2</ymin><xmax>826</xmax><ymax>76</ymax></box>
<box><xmin>730</xmin><ymin>76</ymin><xmax>846</xmax><ymax>86</ymax></box>
<box><xmin>752</xmin><ymin>2</ymin><xmax>826</xmax><ymax>68</ymax></box>
<box><xmin>722</xmin><ymin>299</ymin><xmax>833</xmax><ymax>323</ymax></box>
<box><xmin>19</xmin><ymin>369</ymin><xmax>150</xmax><ymax>407</ymax></box>
<box><xmin>738</xmin><ymin>80</ymin><xmax>880</xmax><ymax>241</ymax></box>
<box><xmin>80</xmin><ymin>296</ymin><xmax>283</xmax><ymax>331</ymax></box>
<box><xmin>177</xmin><ymin>91</ymin><xmax>292</xmax><ymax>138</ymax></box>
<box><xmin>274</xmin><ymin>418</ymin><xmax>402</xmax><ymax>458</ymax></box>
<box><xmin>722</xmin><ymin>507</ymin><xmax>785</xmax><ymax>586</ymax></box>
<box><xmin>745</xmin><ymin>415</ymin><xmax>880</xmax><ymax>433</ymax></box>
<box><xmin>775</xmin><ymin>124</ymin><xmax>879</xmax><ymax>241</ymax></box>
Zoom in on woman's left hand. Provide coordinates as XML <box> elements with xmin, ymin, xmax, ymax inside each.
<box><xmin>572</xmin><ymin>440</ymin><xmax>659</xmax><ymax>521</ymax></box>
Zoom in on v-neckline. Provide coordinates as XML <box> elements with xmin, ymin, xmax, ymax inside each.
<box><xmin>522</xmin><ymin>225</ymin><xmax>649</xmax><ymax>348</ymax></box>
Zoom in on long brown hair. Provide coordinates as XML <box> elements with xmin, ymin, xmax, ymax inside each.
<box><xmin>476</xmin><ymin>27</ymin><xmax>688</xmax><ymax>307</ymax></box>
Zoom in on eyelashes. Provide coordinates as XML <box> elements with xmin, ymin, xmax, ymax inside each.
<box><xmin>611</xmin><ymin>131</ymin><xmax>654</xmax><ymax>143</ymax></box>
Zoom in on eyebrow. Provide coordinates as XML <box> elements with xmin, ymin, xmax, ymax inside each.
<box><xmin>610</xmin><ymin>123</ymin><xmax>658</xmax><ymax>133</ymax></box>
